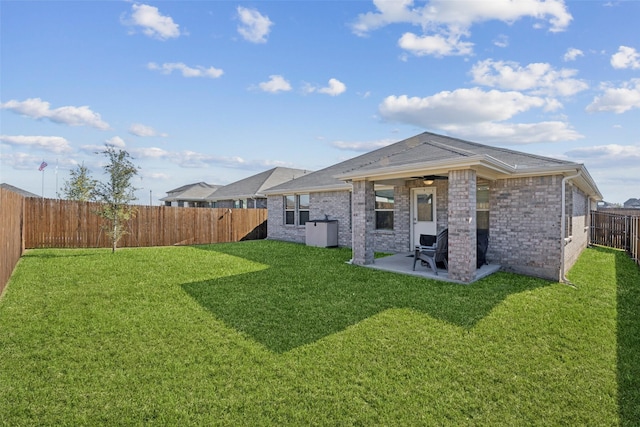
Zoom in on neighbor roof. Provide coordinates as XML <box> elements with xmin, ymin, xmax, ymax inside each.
<box><xmin>160</xmin><ymin>182</ymin><xmax>222</xmax><ymax>202</ymax></box>
<box><xmin>1</xmin><ymin>183</ymin><xmax>40</xmax><ymax>198</ymax></box>
<box><xmin>264</xmin><ymin>132</ymin><xmax>602</xmax><ymax>199</ymax></box>
<box><xmin>208</xmin><ymin>167</ymin><xmax>310</xmax><ymax>201</ymax></box>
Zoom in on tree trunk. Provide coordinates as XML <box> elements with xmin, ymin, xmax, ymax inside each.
<box><xmin>112</xmin><ymin>220</ymin><xmax>117</xmax><ymax>253</ymax></box>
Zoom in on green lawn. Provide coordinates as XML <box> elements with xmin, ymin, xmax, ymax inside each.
<box><xmin>1</xmin><ymin>240</ymin><xmax>638</xmax><ymax>425</ymax></box>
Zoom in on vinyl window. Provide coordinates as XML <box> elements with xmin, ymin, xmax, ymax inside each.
<box><xmin>375</xmin><ymin>187</ymin><xmax>394</xmax><ymax>230</ymax></box>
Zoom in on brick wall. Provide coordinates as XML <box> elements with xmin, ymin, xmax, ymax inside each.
<box><xmin>564</xmin><ymin>185</ymin><xmax>590</xmax><ymax>273</ymax></box>
<box><xmin>489</xmin><ymin>175</ymin><xmax>563</xmax><ymax>281</ymax></box>
<box><xmin>267</xmin><ymin>191</ymin><xmax>352</xmax><ymax>246</ymax></box>
<box><xmin>447</xmin><ymin>170</ymin><xmax>477</xmax><ymax>283</ymax></box>
<box><xmin>352</xmin><ymin>181</ymin><xmax>375</xmax><ymax>265</ymax></box>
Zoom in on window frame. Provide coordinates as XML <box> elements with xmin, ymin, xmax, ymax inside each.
<box><xmin>374</xmin><ymin>186</ymin><xmax>395</xmax><ymax>231</ymax></box>
<box><xmin>283</xmin><ymin>193</ymin><xmax>310</xmax><ymax>226</ymax></box>
<box><xmin>298</xmin><ymin>194</ymin><xmax>310</xmax><ymax>226</ymax></box>
<box><xmin>476</xmin><ymin>181</ymin><xmax>490</xmax><ymax>231</ymax></box>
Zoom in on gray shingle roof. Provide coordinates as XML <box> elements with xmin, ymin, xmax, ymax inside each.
<box><xmin>1</xmin><ymin>183</ymin><xmax>40</xmax><ymax>198</ymax></box>
<box><xmin>160</xmin><ymin>182</ymin><xmax>222</xmax><ymax>202</ymax></box>
<box><xmin>208</xmin><ymin>167</ymin><xmax>310</xmax><ymax>200</ymax></box>
<box><xmin>265</xmin><ymin>132</ymin><xmax>583</xmax><ymax>194</ymax></box>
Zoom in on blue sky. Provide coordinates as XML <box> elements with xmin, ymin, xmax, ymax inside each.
<box><xmin>2</xmin><ymin>0</ymin><xmax>639</xmax><ymax>204</ymax></box>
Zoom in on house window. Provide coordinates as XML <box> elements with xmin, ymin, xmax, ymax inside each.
<box><xmin>284</xmin><ymin>194</ymin><xmax>310</xmax><ymax>225</ymax></box>
<box><xmin>285</xmin><ymin>195</ymin><xmax>295</xmax><ymax>225</ymax></box>
<box><xmin>375</xmin><ymin>187</ymin><xmax>394</xmax><ymax>230</ymax></box>
<box><xmin>298</xmin><ymin>194</ymin><xmax>310</xmax><ymax>225</ymax></box>
<box><xmin>477</xmin><ymin>181</ymin><xmax>490</xmax><ymax>230</ymax></box>
<box><xmin>234</xmin><ymin>199</ymin><xmax>246</xmax><ymax>209</ymax></box>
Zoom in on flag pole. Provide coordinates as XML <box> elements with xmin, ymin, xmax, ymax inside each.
<box><xmin>38</xmin><ymin>160</ymin><xmax>48</xmax><ymax>198</ymax></box>
<box><xmin>55</xmin><ymin>159</ymin><xmax>59</xmax><ymax>199</ymax></box>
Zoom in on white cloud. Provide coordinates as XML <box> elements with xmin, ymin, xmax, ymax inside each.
<box><xmin>237</xmin><ymin>6</ymin><xmax>273</xmax><ymax>43</ymax></box>
<box><xmin>258</xmin><ymin>75</ymin><xmax>292</xmax><ymax>93</ymax></box>
<box><xmin>378</xmin><ymin>88</ymin><xmax>582</xmax><ymax>143</ymax></box>
<box><xmin>380</xmin><ymin>88</ymin><xmax>547</xmax><ymax>126</ymax></box>
<box><xmin>352</xmin><ymin>0</ymin><xmax>572</xmax><ymax>57</ymax></box>
<box><xmin>586</xmin><ymin>79</ymin><xmax>640</xmax><ymax>113</ymax></box>
<box><xmin>398</xmin><ymin>32</ymin><xmax>473</xmax><ymax>57</ymax></box>
<box><xmin>305</xmin><ymin>78</ymin><xmax>347</xmax><ymax>96</ymax></box>
<box><xmin>0</xmin><ymin>135</ymin><xmax>72</xmax><ymax>153</ymax></box>
<box><xmin>470</xmin><ymin>59</ymin><xmax>588</xmax><ymax>96</ymax></box>
<box><xmin>131</xmin><ymin>147</ymin><xmax>170</xmax><ymax>159</ymax></box>
<box><xmin>331</xmin><ymin>139</ymin><xmax>395</xmax><ymax>152</ymax></box>
<box><xmin>611</xmin><ymin>46</ymin><xmax>640</xmax><ymax>69</ymax></box>
<box><xmin>565</xmin><ymin>144</ymin><xmax>640</xmax><ymax>165</ymax></box>
<box><xmin>0</xmin><ymin>98</ymin><xmax>109</xmax><ymax>130</ymax></box>
<box><xmin>445</xmin><ymin>121</ymin><xmax>583</xmax><ymax>144</ymax></box>
<box><xmin>563</xmin><ymin>48</ymin><xmax>584</xmax><ymax>62</ymax></box>
<box><xmin>123</xmin><ymin>3</ymin><xmax>181</xmax><ymax>40</ymax></box>
<box><xmin>147</xmin><ymin>62</ymin><xmax>223</xmax><ymax>78</ymax></box>
<box><xmin>493</xmin><ymin>34</ymin><xmax>509</xmax><ymax>48</ymax></box>
<box><xmin>144</xmin><ymin>172</ymin><xmax>171</xmax><ymax>180</ymax></box>
<box><xmin>0</xmin><ymin>151</ymin><xmax>52</xmax><ymax>171</ymax></box>
<box><xmin>129</xmin><ymin>123</ymin><xmax>168</xmax><ymax>137</ymax></box>
<box><xmin>319</xmin><ymin>79</ymin><xmax>347</xmax><ymax>96</ymax></box>
<box><xmin>105</xmin><ymin>136</ymin><xmax>126</xmax><ymax>148</ymax></box>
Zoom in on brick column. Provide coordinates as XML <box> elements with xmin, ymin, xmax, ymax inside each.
<box><xmin>352</xmin><ymin>180</ymin><xmax>375</xmax><ymax>265</ymax></box>
<box><xmin>448</xmin><ymin>170</ymin><xmax>477</xmax><ymax>283</ymax></box>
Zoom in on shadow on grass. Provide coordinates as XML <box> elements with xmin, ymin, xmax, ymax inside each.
<box><xmin>182</xmin><ymin>241</ymin><xmax>552</xmax><ymax>353</ymax></box>
<box><xmin>603</xmin><ymin>245</ymin><xmax>640</xmax><ymax>427</ymax></box>
<box><xmin>20</xmin><ymin>250</ymin><xmax>105</xmax><ymax>259</ymax></box>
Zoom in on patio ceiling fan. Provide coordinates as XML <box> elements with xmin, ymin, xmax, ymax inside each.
<box><xmin>412</xmin><ymin>175</ymin><xmax>448</xmax><ymax>185</ymax></box>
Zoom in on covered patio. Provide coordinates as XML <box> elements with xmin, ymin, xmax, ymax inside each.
<box><xmin>361</xmin><ymin>253</ymin><xmax>501</xmax><ymax>284</ymax></box>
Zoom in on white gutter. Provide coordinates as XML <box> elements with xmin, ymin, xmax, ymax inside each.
<box><xmin>560</xmin><ymin>169</ymin><xmax>581</xmax><ymax>285</ymax></box>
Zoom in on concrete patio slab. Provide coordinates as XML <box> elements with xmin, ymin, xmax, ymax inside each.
<box><xmin>358</xmin><ymin>253</ymin><xmax>501</xmax><ymax>284</ymax></box>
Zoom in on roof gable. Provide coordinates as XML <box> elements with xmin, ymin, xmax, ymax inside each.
<box><xmin>160</xmin><ymin>182</ymin><xmax>222</xmax><ymax>202</ymax></box>
<box><xmin>209</xmin><ymin>167</ymin><xmax>310</xmax><ymax>200</ymax></box>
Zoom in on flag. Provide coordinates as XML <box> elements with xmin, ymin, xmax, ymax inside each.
<box><xmin>38</xmin><ymin>161</ymin><xmax>48</xmax><ymax>171</ymax></box>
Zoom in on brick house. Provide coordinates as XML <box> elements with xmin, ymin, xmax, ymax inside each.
<box><xmin>208</xmin><ymin>167</ymin><xmax>310</xmax><ymax>209</ymax></box>
<box><xmin>264</xmin><ymin>132</ymin><xmax>602</xmax><ymax>283</ymax></box>
<box><xmin>160</xmin><ymin>182</ymin><xmax>222</xmax><ymax>207</ymax></box>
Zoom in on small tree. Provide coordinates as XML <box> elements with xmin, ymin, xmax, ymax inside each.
<box><xmin>94</xmin><ymin>145</ymin><xmax>139</xmax><ymax>252</ymax></box>
<box><xmin>61</xmin><ymin>163</ymin><xmax>98</xmax><ymax>201</ymax></box>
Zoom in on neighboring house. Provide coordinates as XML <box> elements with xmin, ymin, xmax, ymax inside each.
<box><xmin>623</xmin><ymin>198</ymin><xmax>640</xmax><ymax>209</ymax></box>
<box><xmin>1</xmin><ymin>183</ymin><xmax>39</xmax><ymax>198</ymax></box>
<box><xmin>208</xmin><ymin>167</ymin><xmax>310</xmax><ymax>209</ymax></box>
<box><xmin>160</xmin><ymin>182</ymin><xmax>222</xmax><ymax>207</ymax></box>
<box><xmin>264</xmin><ymin>132</ymin><xmax>602</xmax><ymax>283</ymax></box>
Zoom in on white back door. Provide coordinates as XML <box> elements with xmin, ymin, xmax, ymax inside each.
<box><xmin>411</xmin><ymin>187</ymin><xmax>437</xmax><ymax>248</ymax></box>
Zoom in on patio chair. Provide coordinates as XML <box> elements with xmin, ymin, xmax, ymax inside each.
<box><xmin>413</xmin><ymin>228</ymin><xmax>448</xmax><ymax>274</ymax></box>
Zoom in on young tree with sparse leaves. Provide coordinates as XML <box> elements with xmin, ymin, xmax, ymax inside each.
<box><xmin>61</xmin><ymin>163</ymin><xmax>98</xmax><ymax>201</ymax></box>
<box><xmin>93</xmin><ymin>145</ymin><xmax>140</xmax><ymax>252</ymax></box>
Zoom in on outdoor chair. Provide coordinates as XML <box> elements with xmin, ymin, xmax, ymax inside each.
<box><xmin>413</xmin><ymin>228</ymin><xmax>448</xmax><ymax>274</ymax></box>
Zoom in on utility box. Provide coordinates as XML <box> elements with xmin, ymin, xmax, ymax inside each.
<box><xmin>305</xmin><ymin>219</ymin><xmax>338</xmax><ymax>247</ymax></box>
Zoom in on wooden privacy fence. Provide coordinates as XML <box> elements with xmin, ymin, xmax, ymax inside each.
<box><xmin>590</xmin><ymin>210</ymin><xmax>640</xmax><ymax>266</ymax></box>
<box><xmin>0</xmin><ymin>188</ymin><xmax>25</xmax><ymax>296</ymax></box>
<box><xmin>1</xmin><ymin>193</ymin><xmax>267</xmax><ymax>295</ymax></box>
<box><xmin>23</xmin><ymin>198</ymin><xmax>267</xmax><ymax>249</ymax></box>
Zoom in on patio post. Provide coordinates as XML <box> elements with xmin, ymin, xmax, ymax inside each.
<box><xmin>352</xmin><ymin>180</ymin><xmax>375</xmax><ymax>265</ymax></box>
<box><xmin>448</xmin><ymin>169</ymin><xmax>477</xmax><ymax>283</ymax></box>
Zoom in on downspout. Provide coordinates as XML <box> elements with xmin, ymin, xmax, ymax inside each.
<box><xmin>560</xmin><ymin>169</ymin><xmax>581</xmax><ymax>285</ymax></box>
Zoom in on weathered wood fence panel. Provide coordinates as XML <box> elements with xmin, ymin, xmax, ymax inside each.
<box><xmin>0</xmin><ymin>188</ymin><xmax>25</xmax><ymax>296</ymax></box>
<box><xmin>22</xmin><ymin>198</ymin><xmax>267</xmax><ymax>249</ymax></box>
<box><xmin>591</xmin><ymin>210</ymin><xmax>640</xmax><ymax>266</ymax></box>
